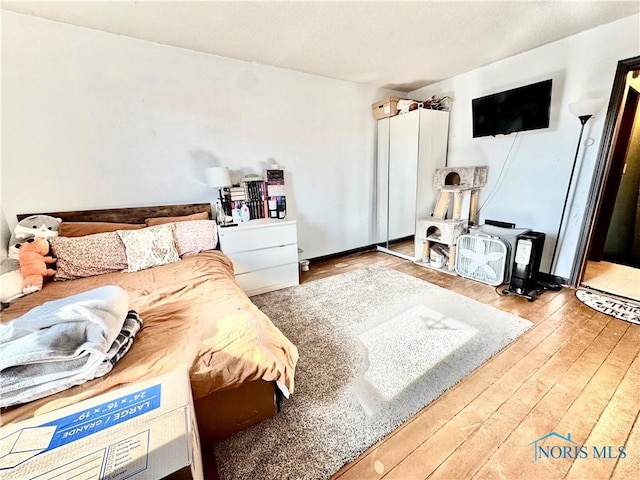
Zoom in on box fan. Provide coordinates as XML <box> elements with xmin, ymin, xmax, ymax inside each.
<box><xmin>455</xmin><ymin>234</ymin><xmax>510</xmax><ymax>286</ymax></box>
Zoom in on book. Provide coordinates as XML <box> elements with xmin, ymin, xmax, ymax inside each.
<box><xmin>266</xmin><ymin>169</ymin><xmax>285</xmax><ymax>197</ymax></box>
<box><xmin>242</xmin><ymin>179</ymin><xmax>267</xmax><ymax>219</ymax></box>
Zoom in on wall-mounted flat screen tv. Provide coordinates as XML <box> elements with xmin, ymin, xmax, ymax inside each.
<box><xmin>472</xmin><ymin>79</ymin><xmax>552</xmax><ymax>138</ymax></box>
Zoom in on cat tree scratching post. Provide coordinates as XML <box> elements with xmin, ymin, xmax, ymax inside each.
<box><xmin>415</xmin><ymin>166</ymin><xmax>487</xmax><ymax>271</ymax></box>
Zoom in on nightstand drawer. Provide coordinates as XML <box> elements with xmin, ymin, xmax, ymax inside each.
<box><xmin>236</xmin><ymin>264</ymin><xmax>299</xmax><ymax>297</ymax></box>
<box><xmin>219</xmin><ymin>222</ymin><xmax>297</xmax><ymax>254</ymax></box>
<box><xmin>228</xmin><ymin>244</ymin><xmax>298</xmax><ymax>275</ymax></box>
<box><xmin>219</xmin><ymin>219</ymin><xmax>299</xmax><ymax>295</ymax></box>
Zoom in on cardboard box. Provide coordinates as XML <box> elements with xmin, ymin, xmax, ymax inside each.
<box><xmin>0</xmin><ymin>370</ymin><xmax>203</xmax><ymax>480</ymax></box>
<box><xmin>371</xmin><ymin>96</ymin><xmax>402</xmax><ymax>120</ymax></box>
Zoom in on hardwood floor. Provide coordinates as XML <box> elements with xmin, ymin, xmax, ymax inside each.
<box><xmin>582</xmin><ymin>260</ymin><xmax>640</xmax><ymax>302</ymax></box>
<box><xmin>297</xmin><ymin>243</ymin><xmax>639</xmax><ymax>480</ymax></box>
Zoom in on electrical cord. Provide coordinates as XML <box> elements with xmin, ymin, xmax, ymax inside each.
<box><xmin>494</xmin><ymin>284</ymin><xmax>509</xmax><ymax>297</ymax></box>
<box><xmin>474</xmin><ymin>131</ymin><xmax>519</xmax><ymax>219</ymax></box>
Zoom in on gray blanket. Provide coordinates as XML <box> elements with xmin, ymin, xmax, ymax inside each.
<box><xmin>0</xmin><ymin>285</ymin><xmax>129</xmax><ymax>407</ymax></box>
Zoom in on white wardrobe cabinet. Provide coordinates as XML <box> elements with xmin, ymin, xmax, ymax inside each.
<box><xmin>376</xmin><ymin>108</ymin><xmax>450</xmax><ymax>259</ymax></box>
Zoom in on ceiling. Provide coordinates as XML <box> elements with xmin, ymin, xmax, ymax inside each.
<box><xmin>2</xmin><ymin>1</ymin><xmax>639</xmax><ymax>92</ymax></box>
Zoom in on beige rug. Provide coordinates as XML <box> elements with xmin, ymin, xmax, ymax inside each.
<box><xmin>213</xmin><ymin>266</ymin><xmax>533</xmax><ymax>480</ymax></box>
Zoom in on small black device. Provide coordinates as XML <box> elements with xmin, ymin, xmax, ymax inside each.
<box><xmin>472</xmin><ymin>79</ymin><xmax>552</xmax><ymax>138</ymax></box>
<box><xmin>485</xmin><ymin>219</ymin><xmax>516</xmax><ymax>229</ymax></box>
<box><xmin>504</xmin><ymin>231</ymin><xmax>546</xmax><ymax>301</ymax></box>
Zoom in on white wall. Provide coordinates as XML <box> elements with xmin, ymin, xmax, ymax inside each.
<box><xmin>410</xmin><ymin>14</ymin><xmax>639</xmax><ymax>278</ymax></box>
<box><xmin>1</xmin><ymin>12</ymin><xmax>400</xmax><ymax>260</ymax></box>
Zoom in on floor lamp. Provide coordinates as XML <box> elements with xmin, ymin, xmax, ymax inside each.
<box><xmin>205</xmin><ymin>166</ymin><xmax>232</xmax><ymax>226</ymax></box>
<box><xmin>549</xmin><ymin>99</ymin><xmax>604</xmax><ymax>274</ymax></box>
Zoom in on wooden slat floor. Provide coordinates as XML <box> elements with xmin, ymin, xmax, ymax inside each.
<box><xmin>582</xmin><ymin>260</ymin><xmax>640</xmax><ymax>302</ymax></box>
<box><xmin>297</xmin><ymin>243</ymin><xmax>639</xmax><ymax>480</ymax></box>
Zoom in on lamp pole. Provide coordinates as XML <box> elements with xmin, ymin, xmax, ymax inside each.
<box><xmin>549</xmin><ymin>114</ymin><xmax>592</xmax><ymax>274</ymax></box>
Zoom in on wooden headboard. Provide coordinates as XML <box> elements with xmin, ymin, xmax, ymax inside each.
<box><xmin>17</xmin><ymin>203</ymin><xmax>212</xmax><ymax>224</ymax></box>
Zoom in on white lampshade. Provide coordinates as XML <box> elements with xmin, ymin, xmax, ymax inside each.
<box><xmin>568</xmin><ymin>98</ymin><xmax>604</xmax><ymax>118</ymax></box>
<box><xmin>205</xmin><ymin>167</ymin><xmax>231</xmax><ymax>188</ymax></box>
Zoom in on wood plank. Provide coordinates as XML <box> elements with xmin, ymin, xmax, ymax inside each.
<box><xmin>539</xmin><ymin>322</ymin><xmax>639</xmax><ymax>479</ymax></box>
<box><xmin>582</xmin><ymin>260</ymin><xmax>640</xmax><ymax>301</ymax></box>
<box><xmin>610</xmin><ymin>409</ymin><xmax>640</xmax><ymax>480</ymax></box>
<box><xmin>565</xmin><ymin>350</ymin><xmax>640</xmax><ymax>479</ymax></box>
<box><xmin>468</xmin><ymin>315</ymin><xmax>630</xmax><ymax>480</ymax></box>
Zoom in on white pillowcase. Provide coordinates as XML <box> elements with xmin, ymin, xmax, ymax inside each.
<box><xmin>117</xmin><ymin>224</ymin><xmax>180</xmax><ymax>272</ymax></box>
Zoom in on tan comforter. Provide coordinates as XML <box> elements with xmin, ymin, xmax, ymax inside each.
<box><xmin>0</xmin><ymin>251</ymin><xmax>298</xmax><ymax>425</ymax></box>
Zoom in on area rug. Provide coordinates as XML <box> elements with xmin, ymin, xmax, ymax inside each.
<box><xmin>576</xmin><ymin>289</ymin><xmax>640</xmax><ymax>325</ymax></box>
<box><xmin>213</xmin><ymin>266</ymin><xmax>533</xmax><ymax>480</ymax></box>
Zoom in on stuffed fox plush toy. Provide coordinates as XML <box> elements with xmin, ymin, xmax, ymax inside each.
<box><xmin>18</xmin><ymin>237</ymin><xmax>56</xmax><ymax>294</ymax></box>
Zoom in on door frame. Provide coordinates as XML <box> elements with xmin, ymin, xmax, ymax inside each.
<box><xmin>588</xmin><ymin>86</ymin><xmax>639</xmax><ymax>262</ymax></box>
<box><xmin>570</xmin><ymin>55</ymin><xmax>640</xmax><ymax>286</ymax></box>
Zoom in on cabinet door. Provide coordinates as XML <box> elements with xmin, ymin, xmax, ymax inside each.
<box><xmin>416</xmin><ymin>109</ymin><xmax>450</xmax><ymax>220</ymax></box>
<box><xmin>376</xmin><ymin>118</ymin><xmax>390</xmax><ymax>243</ymax></box>
<box><xmin>388</xmin><ymin>111</ymin><xmax>419</xmax><ymax>240</ymax></box>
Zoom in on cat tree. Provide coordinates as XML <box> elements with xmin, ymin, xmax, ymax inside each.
<box><xmin>415</xmin><ymin>166</ymin><xmax>487</xmax><ymax>271</ymax></box>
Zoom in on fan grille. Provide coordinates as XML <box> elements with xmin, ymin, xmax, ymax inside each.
<box><xmin>455</xmin><ymin>235</ymin><xmax>508</xmax><ymax>286</ymax></box>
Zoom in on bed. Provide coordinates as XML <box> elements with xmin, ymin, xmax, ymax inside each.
<box><xmin>0</xmin><ymin>203</ymin><xmax>298</xmax><ymax>446</ymax></box>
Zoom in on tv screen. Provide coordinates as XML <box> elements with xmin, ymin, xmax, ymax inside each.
<box><xmin>472</xmin><ymin>79</ymin><xmax>552</xmax><ymax>138</ymax></box>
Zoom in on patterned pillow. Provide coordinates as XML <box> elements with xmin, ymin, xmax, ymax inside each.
<box><xmin>173</xmin><ymin>220</ymin><xmax>218</xmax><ymax>256</ymax></box>
<box><xmin>117</xmin><ymin>224</ymin><xmax>180</xmax><ymax>272</ymax></box>
<box><xmin>51</xmin><ymin>232</ymin><xmax>128</xmax><ymax>280</ymax></box>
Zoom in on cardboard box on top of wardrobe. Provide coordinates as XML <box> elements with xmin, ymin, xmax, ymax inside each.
<box><xmin>0</xmin><ymin>369</ymin><xmax>203</xmax><ymax>480</ymax></box>
<box><xmin>372</xmin><ymin>96</ymin><xmax>403</xmax><ymax>120</ymax></box>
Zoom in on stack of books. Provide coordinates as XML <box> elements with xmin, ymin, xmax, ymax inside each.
<box><xmin>267</xmin><ymin>169</ymin><xmax>286</xmax><ymax>219</ymax></box>
<box><xmin>244</xmin><ymin>180</ymin><xmax>267</xmax><ymax>219</ymax></box>
<box><xmin>266</xmin><ymin>169</ymin><xmax>285</xmax><ymax>196</ymax></box>
<box><xmin>228</xmin><ymin>186</ymin><xmax>246</xmax><ymax>202</ymax></box>
<box><xmin>222</xmin><ymin>170</ymin><xmax>287</xmax><ymax>221</ymax></box>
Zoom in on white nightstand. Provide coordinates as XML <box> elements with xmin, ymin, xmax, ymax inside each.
<box><xmin>218</xmin><ymin>219</ymin><xmax>299</xmax><ymax>296</ymax></box>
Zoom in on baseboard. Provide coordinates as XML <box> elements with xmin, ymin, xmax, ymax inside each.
<box><xmin>309</xmin><ymin>244</ymin><xmax>378</xmax><ymax>263</ymax></box>
<box><xmin>377</xmin><ymin>246</ymin><xmax>415</xmax><ymax>261</ymax></box>
<box><xmin>308</xmin><ymin>237</ymin><xmax>413</xmax><ymax>264</ymax></box>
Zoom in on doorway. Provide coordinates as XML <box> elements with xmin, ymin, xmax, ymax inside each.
<box><xmin>575</xmin><ymin>56</ymin><xmax>640</xmax><ymax>301</ymax></box>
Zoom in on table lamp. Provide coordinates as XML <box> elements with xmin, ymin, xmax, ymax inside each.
<box><xmin>205</xmin><ymin>167</ymin><xmax>232</xmax><ymax>225</ymax></box>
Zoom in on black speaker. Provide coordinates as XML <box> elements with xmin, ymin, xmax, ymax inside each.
<box><xmin>508</xmin><ymin>231</ymin><xmax>546</xmax><ymax>298</ymax></box>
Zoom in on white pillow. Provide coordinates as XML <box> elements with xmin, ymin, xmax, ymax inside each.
<box><xmin>117</xmin><ymin>224</ymin><xmax>180</xmax><ymax>272</ymax></box>
<box><xmin>173</xmin><ymin>220</ymin><xmax>218</xmax><ymax>256</ymax></box>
